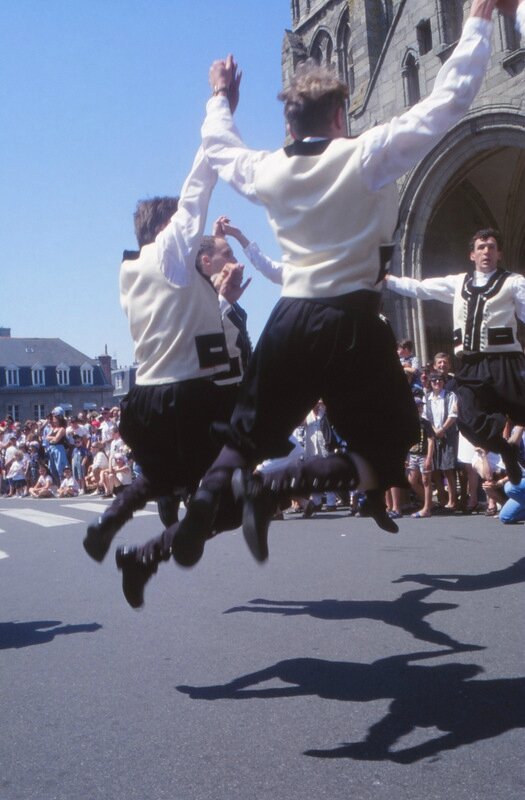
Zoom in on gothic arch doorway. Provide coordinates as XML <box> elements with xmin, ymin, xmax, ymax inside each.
<box><xmin>391</xmin><ymin>111</ymin><xmax>525</xmax><ymax>366</ymax></box>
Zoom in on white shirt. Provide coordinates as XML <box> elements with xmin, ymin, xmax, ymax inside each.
<box><xmin>424</xmin><ymin>390</ymin><xmax>458</xmax><ymax>430</ymax></box>
<box><xmin>243</xmin><ymin>242</ymin><xmax>283</xmax><ymax>285</ymax></box>
<box><xmin>92</xmin><ymin>451</ymin><xmax>109</xmax><ymax>470</ymax></box>
<box><xmin>517</xmin><ymin>4</ymin><xmax>525</xmax><ymax>38</ymax></box>
<box><xmin>202</xmin><ymin>18</ymin><xmax>492</xmax><ymax>299</ymax></box>
<box><xmin>385</xmin><ymin>270</ymin><xmax>525</xmax><ymax>323</ymax></box>
<box><xmin>120</xmin><ymin>146</ymin><xmax>232</xmax><ymax>385</ymax></box>
<box><xmin>7</xmin><ymin>459</ymin><xmax>25</xmax><ymax>481</ymax></box>
<box><xmin>66</xmin><ymin>424</ymin><xmax>89</xmax><ymax>442</ymax></box>
<box><xmin>4</xmin><ymin>445</ymin><xmax>18</xmax><ymax>464</ymax></box>
<box><xmin>60</xmin><ymin>476</ymin><xmax>80</xmax><ymax>493</ymax></box>
<box><xmin>100</xmin><ymin>420</ymin><xmax>117</xmax><ymax>443</ymax></box>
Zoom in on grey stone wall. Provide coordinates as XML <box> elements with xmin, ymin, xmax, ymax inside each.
<box><xmin>282</xmin><ymin>0</ymin><xmax>525</xmax><ymax>365</ymax></box>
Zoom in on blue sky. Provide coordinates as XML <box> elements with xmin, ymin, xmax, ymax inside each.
<box><xmin>0</xmin><ymin>0</ymin><xmax>291</xmax><ymax>366</ymax></box>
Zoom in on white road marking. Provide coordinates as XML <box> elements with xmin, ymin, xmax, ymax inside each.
<box><xmin>65</xmin><ymin>503</ymin><xmax>156</xmax><ymax>517</ymax></box>
<box><xmin>0</xmin><ymin>550</ymin><xmax>8</xmax><ymax>559</ymax></box>
<box><xmin>62</xmin><ymin>502</ymin><xmax>112</xmax><ymax>513</ymax></box>
<box><xmin>0</xmin><ymin>509</ymin><xmax>82</xmax><ymax>527</ymax></box>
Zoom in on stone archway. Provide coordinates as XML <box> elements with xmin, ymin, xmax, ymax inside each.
<box><xmin>387</xmin><ymin>110</ymin><xmax>525</xmax><ymax>367</ymax></box>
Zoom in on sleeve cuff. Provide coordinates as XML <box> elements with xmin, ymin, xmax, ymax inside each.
<box><xmin>517</xmin><ymin>4</ymin><xmax>525</xmax><ymax>32</ymax></box>
<box><xmin>218</xmin><ymin>294</ymin><xmax>231</xmax><ymax>315</ymax></box>
<box><xmin>462</xmin><ymin>16</ymin><xmax>492</xmax><ymax>36</ymax></box>
<box><xmin>206</xmin><ymin>94</ymin><xmax>231</xmax><ymax>113</ymax></box>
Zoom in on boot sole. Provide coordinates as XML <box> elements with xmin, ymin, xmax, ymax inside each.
<box><xmin>231</xmin><ymin>470</ymin><xmax>269</xmax><ymax>563</ymax></box>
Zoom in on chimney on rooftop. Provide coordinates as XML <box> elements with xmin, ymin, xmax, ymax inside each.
<box><xmin>98</xmin><ymin>351</ymin><xmax>113</xmax><ymax>385</ymax></box>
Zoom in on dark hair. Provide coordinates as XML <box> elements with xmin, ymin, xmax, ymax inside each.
<box><xmin>468</xmin><ymin>228</ymin><xmax>503</xmax><ymax>252</ymax></box>
<box><xmin>278</xmin><ymin>59</ymin><xmax>348</xmax><ymax>139</ymax></box>
<box><xmin>195</xmin><ymin>236</ymin><xmax>217</xmax><ymax>273</ymax></box>
<box><xmin>398</xmin><ymin>339</ymin><xmax>413</xmax><ymax>351</ymax></box>
<box><xmin>133</xmin><ymin>196</ymin><xmax>179</xmax><ymax>248</ymax></box>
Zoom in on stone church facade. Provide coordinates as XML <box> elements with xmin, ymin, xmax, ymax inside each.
<box><xmin>282</xmin><ymin>0</ymin><xmax>525</xmax><ymax>365</ymax></box>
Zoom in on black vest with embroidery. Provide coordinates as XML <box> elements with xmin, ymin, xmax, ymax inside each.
<box><xmin>452</xmin><ymin>270</ymin><xmax>519</xmax><ymax>355</ymax></box>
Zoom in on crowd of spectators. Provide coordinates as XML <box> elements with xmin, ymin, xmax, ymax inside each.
<box><xmin>0</xmin><ymin>406</ymin><xmax>135</xmax><ymax>500</ymax></box>
<box><xmin>276</xmin><ymin>341</ymin><xmax>525</xmax><ymax>524</ymax></box>
<box><xmin>2</xmin><ymin>343</ymin><xmax>524</xmax><ymax>524</ymax></box>
<box><xmin>385</xmin><ymin>342</ymin><xmax>524</xmax><ymax>523</ymax></box>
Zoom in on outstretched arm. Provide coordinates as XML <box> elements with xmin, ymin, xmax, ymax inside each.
<box><xmin>213</xmin><ymin>216</ymin><xmax>283</xmax><ymax>285</ymax></box>
<box><xmin>156</xmin><ymin>146</ymin><xmax>217</xmax><ymax>286</ymax></box>
<box><xmin>213</xmin><ymin>215</ymin><xmax>249</xmax><ymax>248</ymax></box>
<box><xmin>202</xmin><ymin>55</ymin><xmax>269</xmax><ymax>202</ymax></box>
<box><xmin>384</xmin><ymin>273</ymin><xmax>461</xmax><ymax>303</ymax></box>
<box><xmin>361</xmin><ymin>0</ymin><xmax>498</xmax><ymax>190</ymax></box>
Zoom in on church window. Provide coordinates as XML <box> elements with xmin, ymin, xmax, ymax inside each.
<box><xmin>417</xmin><ymin>18</ymin><xmax>432</xmax><ymax>55</ymax></box>
<box><xmin>438</xmin><ymin>0</ymin><xmax>462</xmax><ymax>45</ymax></box>
<box><xmin>337</xmin><ymin>11</ymin><xmax>355</xmax><ymax>94</ymax></box>
<box><xmin>501</xmin><ymin>12</ymin><xmax>521</xmax><ymax>51</ymax></box>
<box><xmin>310</xmin><ymin>30</ymin><xmax>334</xmax><ymax>66</ymax></box>
<box><xmin>402</xmin><ymin>51</ymin><xmax>420</xmax><ymax>107</ymax></box>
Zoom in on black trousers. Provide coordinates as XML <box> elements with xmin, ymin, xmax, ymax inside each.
<box><xmin>215</xmin><ymin>294</ymin><xmax>419</xmax><ymax>490</ymax></box>
<box><xmin>119</xmin><ymin>379</ymin><xmax>238</xmax><ymax>496</ymax></box>
<box><xmin>454</xmin><ymin>352</ymin><xmax>525</xmax><ymax>451</ymax></box>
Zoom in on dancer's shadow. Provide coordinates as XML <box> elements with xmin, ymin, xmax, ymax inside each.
<box><xmin>177</xmin><ymin>651</ymin><xmax>525</xmax><ymax>763</ymax></box>
<box><xmin>0</xmin><ymin>620</ymin><xmax>102</xmax><ymax>650</ymax></box>
<box><xmin>224</xmin><ymin>588</ymin><xmax>482</xmax><ymax>651</ymax></box>
<box><xmin>393</xmin><ymin>556</ymin><xmax>525</xmax><ymax>592</ymax></box>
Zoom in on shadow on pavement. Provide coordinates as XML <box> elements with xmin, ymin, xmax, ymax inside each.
<box><xmin>0</xmin><ymin>620</ymin><xmax>102</xmax><ymax>650</ymax></box>
<box><xmin>177</xmin><ymin>650</ymin><xmax>525</xmax><ymax>763</ymax></box>
<box><xmin>393</xmin><ymin>556</ymin><xmax>525</xmax><ymax>592</ymax></box>
<box><xmin>224</xmin><ymin>588</ymin><xmax>483</xmax><ymax>651</ymax></box>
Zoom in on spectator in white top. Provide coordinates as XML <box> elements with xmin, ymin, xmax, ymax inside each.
<box><xmin>424</xmin><ymin>373</ymin><xmax>459</xmax><ymax>511</ymax></box>
<box><xmin>66</xmin><ymin>416</ymin><xmax>89</xmax><ymax>445</ymax></box>
<box><xmin>6</xmin><ymin>450</ymin><xmax>27</xmax><ymax>497</ymax></box>
<box><xmin>57</xmin><ymin>466</ymin><xmax>80</xmax><ymax>498</ymax></box>
<box><xmin>29</xmin><ymin>465</ymin><xmax>56</xmax><ymax>498</ymax></box>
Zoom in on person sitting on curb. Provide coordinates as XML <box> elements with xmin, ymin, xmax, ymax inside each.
<box><xmin>29</xmin><ymin>465</ymin><xmax>56</xmax><ymax>498</ymax></box>
<box><xmin>57</xmin><ymin>466</ymin><xmax>80</xmax><ymax>498</ymax></box>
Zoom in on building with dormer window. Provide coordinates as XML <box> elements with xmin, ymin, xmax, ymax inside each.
<box><xmin>0</xmin><ymin>329</ymin><xmax>114</xmax><ymax>421</ymax></box>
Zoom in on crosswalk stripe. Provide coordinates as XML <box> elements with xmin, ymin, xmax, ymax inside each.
<box><xmin>65</xmin><ymin>502</ymin><xmax>156</xmax><ymax>517</ymax></box>
<box><xmin>0</xmin><ymin>550</ymin><xmax>8</xmax><ymax>559</ymax></box>
<box><xmin>62</xmin><ymin>502</ymin><xmax>112</xmax><ymax>513</ymax></box>
<box><xmin>0</xmin><ymin>509</ymin><xmax>82</xmax><ymax>527</ymax></box>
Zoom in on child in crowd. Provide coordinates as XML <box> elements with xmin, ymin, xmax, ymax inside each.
<box><xmin>57</xmin><ymin>466</ymin><xmax>80</xmax><ymax>498</ymax></box>
<box><xmin>71</xmin><ymin>435</ymin><xmax>90</xmax><ymax>495</ymax></box>
<box><xmin>407</xmin><ymin>398</ymin><xmax>435</xmax><ymax>518</ymax></box>
<box><xmin>84</xmin><ymin>441</ymin><xmax>109</xmax><ymax>493</ymax></box>
<box><xmin>29</xmin><ymin>465</ymin><xmax>56</xmax><ymax>498</ymax></box>
<box><xmin>26</xmin><ymin>442</ymin><xmax>42</xmax><ymax>488</ymax></box>
<box><xmin>6</xmin><ymin>449</ymin><xmax>28</xmax><ymax>497</ymax></box>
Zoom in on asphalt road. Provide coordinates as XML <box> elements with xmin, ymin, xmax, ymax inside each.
<box><xmin>1</xmin><ymin>496</ymin><xmax>524</xmax><ymax>800</ymax></box>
